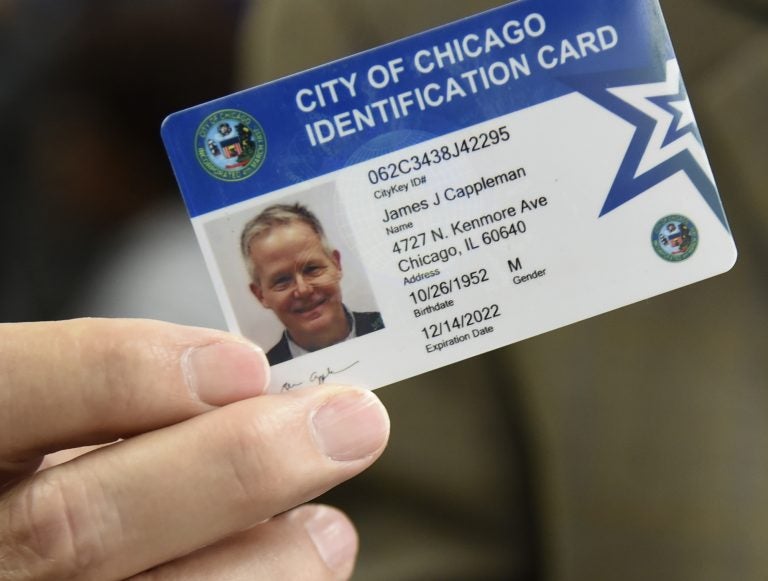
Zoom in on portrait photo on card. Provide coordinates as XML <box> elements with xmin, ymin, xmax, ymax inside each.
<box><xmin>202</xmin><ymin>182</ymin><xmax>385</xmax><ymax>366</ymax></box>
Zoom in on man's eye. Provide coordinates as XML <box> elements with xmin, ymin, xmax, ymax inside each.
<box><xmin>305</xmin><ymin>265</ymin><xmax>325</xmax><ymax>276</ymax></box>
<box><xmin>271</xmin><ymin>277</ymin><xmax>291</xmax><ymax>290</ymax></box>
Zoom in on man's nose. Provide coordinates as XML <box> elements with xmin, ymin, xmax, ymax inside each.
<box><xmin>293</xmin><ymin>274</ymin><xmax>313</xmax><ymax>296</ymax></box>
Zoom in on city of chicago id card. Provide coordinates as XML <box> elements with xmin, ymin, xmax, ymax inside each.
<box><xmin>162</xmin><ymin>0</ymin><xmax>736</xmax><ymax>393</ymax></box>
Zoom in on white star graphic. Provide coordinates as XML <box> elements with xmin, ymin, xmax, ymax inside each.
<box><xmin>607</xmin><ymin>59</ymin><xmax>714</xmax><ymax>183</ymax></box>
<box><xmin>669</xmin><ymin>98</ymin><xmax>695</xmax><ymax>131</ymax></box>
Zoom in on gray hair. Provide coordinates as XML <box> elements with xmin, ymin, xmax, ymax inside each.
<box><xmin>240</xmin><ymin>203</ymin><xmax>333</xmax><ymax>283</ymax></box>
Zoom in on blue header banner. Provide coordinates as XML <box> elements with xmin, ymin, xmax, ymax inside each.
<box><xmin>163</xmin><ymin>0</ymin><xmax>671</xmax><ymax>218</ymax></box>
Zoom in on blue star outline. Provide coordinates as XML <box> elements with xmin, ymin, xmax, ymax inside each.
<box><xmin>564</xmin><ymin>60</ymin><xmax>729</xmax><ymax>230</ymax></box>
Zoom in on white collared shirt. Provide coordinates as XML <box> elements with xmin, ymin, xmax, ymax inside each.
<box><xmin>286</xmin><ymin>306</ymin><xmax>356</xmax><ymax>359</ymax></box>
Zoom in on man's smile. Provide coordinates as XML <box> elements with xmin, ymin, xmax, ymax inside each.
<box><xmin>291</xmin><ymin>295</ymin><xmax>328</xmax><ymax>316</ymax></box>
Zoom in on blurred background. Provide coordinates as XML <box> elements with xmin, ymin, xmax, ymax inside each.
<box><xmin>0</xmin><ymin>0</ymin><xmax>247</xmax><ymax>324</ymax></box>
<box><xmin>1</xmin><ymin>0</ymin><xmax>767</xmax><ymax>580</ymax></box>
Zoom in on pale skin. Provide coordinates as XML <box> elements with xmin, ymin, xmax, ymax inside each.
<box><xmin>0</xmin><ymin>318</ymin><xmax>390</xmax><ymax>580</ymax></box>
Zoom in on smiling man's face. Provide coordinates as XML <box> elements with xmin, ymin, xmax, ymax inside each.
<box><xmin>248</xmin><ymin>220</ymin><xmax>348</xmax><ymax>351</ymax></box>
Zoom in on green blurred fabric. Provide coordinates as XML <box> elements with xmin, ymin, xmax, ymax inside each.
<box><xmin>238</xmin><ymin>2</ymin><xmax>768</xmax><ymax>579</ymax></box>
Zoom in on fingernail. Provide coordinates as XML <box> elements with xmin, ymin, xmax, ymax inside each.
<box><xmin>304</xmin><ymin>506</ymin><xmax>357</xmax><ymax>576</ymax></box>
<box><xmin>184</xmin><ymin>342</ymin><xmax>270</xmax><ymax>405</ymax></box>
<box><xmin>312</xmin><ymin>389</ymin><xmax>389</xmax><ymax>461</ymax></box>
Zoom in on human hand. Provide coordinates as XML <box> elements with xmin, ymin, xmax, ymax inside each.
<box><xmin>0</xmin><ymin>319</ymin><xmax>389</xmax><ymax>580</ymax></box>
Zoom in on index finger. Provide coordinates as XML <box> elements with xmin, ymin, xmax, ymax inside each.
<box><xmin>0</xmin><ymin>319</ymin><xmax>269</xmax><ymax>474</ymax></box>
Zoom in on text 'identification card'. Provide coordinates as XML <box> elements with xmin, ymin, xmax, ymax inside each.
<box><xmin>163</xmin><ymin>0</ymin><xmax>736</xmax><ymax>393</ymax></box>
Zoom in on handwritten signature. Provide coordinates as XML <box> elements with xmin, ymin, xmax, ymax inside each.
<box><xmin>281</xmin><ymin>360</ymin><xmax>360</xmax><ymax>392</ymax></box>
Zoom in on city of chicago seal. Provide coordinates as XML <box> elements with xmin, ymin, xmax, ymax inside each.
<box><xmin>652</xmin><ymin>214</ymin><xmax>698</xmax><ymax>262</ymax></box>
<box><xmin>196</xmin><ymin>109</ymin><xmax>266</xmax><ymax>181</ymax></box>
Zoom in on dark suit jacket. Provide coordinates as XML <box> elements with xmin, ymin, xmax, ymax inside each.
<box><xmin>266</xmin><ymin>311</ymin><xmax>384</xmax><ymax>366</ymax></box>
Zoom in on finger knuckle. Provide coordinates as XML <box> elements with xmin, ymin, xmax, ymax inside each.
<box><xmin>92</xmin><ymin>336</ymin><xmax>142</xmax><ymax>414</ymax></box>
<box><xmin>3</xmin><ymin>468</ymin><xmax>113</xmax><ymax>580</ymax></box>
<box><xmin>225</xmin><ymin>418</ymin><xmax>273</xmax><ymax>503</ymax></box>
<box><xmin>79</xmin><ymin>320</ymin><xmax>168</xmax><ymax>421</ymax></box>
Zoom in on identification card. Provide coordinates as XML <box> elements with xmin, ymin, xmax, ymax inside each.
<box><xmin>162</xmin><ymin>0</ymin><xmax>736</xmax><ymax>392</ymax></box>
